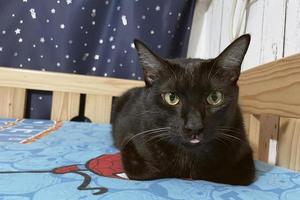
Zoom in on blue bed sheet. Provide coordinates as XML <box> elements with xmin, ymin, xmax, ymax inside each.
<box><xmin>0</xmin><ymin>119</ymin><xmax>300</xmax><ymax>200</ymax></box>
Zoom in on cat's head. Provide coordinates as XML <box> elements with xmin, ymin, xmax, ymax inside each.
<box><xmin>134</xmin><ymin>35</ymin><xmax>250</xmax><ymax>147</ymax></box>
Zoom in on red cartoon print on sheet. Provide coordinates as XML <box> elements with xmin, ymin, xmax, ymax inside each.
<box><xmin>0</xmin><ymin>152</ymin><xmax>126</xmax><ymax>195</ymax></box>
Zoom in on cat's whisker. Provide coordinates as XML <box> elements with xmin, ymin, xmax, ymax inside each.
<box><xmin>216</xmin><ymin>128</ymin><xmax>241</xmax><ymax>135</ymax></box>
<box><xmin>121</xmin><ymin>127</ymin><xmax>171</xmax><ymax>149</ymax></box>
<box><xmin>216</xmin><ymin>132</ymin><xmax>242</xmax><ymax>143</ymax></box>
<box><xmin>214</xmin><ymin>137</ymin><xmax>230</xmax><ymax>147</ymax></box>
<box><xmin>143</xmin><ymin>132</ymin><xmax>172</xmax><ymax>144</ymax></box>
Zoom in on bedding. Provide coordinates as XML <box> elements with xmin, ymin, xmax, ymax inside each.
<box><xmin>0</xmin><ymin>118</ymin><xmax>300</xmax><ymax>200</ymax></box>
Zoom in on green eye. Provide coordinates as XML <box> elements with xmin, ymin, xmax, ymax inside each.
<box><xmin>207</xmin><ymin>91</ymin><xmax>223</xmax><ymax>106</ymax></box>
<box><xmin>162</xmin><ymin>92</ymin><xmax>180</xmax><ymax>106</ymax></box>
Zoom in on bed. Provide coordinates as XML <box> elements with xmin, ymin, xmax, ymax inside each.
<box><xmin>1</xmin><ymin>54</ymin><xmax>300</xmax><ymax>199</ymax></box>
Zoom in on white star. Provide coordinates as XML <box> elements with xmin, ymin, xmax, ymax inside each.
<box><xmin>23</xmin><ymin>0</ymin><xmax>27</xmax><ymax>2</ymax></box>
<box><xmin>121</xmin><ymin>15</ymin><xmax>127</xmax><ymax>26</ymax></box>
<box><xmin>56</xmin><ymin>62</ymin><xmax>61</xmax><ymax>67</ymax></box>
<box><xmin>55</xmin><ymin>44</ymin><xmax>59</xmax><ymax>48</ymax></box>
<box><xmin>117</xmin><ymin>6</ymin><xmax>121</xmax><ymax>11</ymax></box>
<box><xmin>109</xmin><ymin>36</ymin><xmax>114</xmax><ymax>42</ymax></box>
<box><xmin>111</xmin><ymin>45</ymin><xmax>115</xmax><ymax>49</ymax></box>
<box><xmin>40</xmin><ymin>37</ymin><xmax>45</xmax><ymax>43</ymax></box>
<box><xmin>33</xmin><ymin>44</ymin><xmax>36</xmax><ymax>48</ymax></box>
<box><xmin>91</xmin><ymin>9</ymin><xmax>96</xmax><ymax>17</ymax></box>
<box><xmin>66</xmin><ymin>0</ymin><xmax>72</xmax><ymax>4</ymax></box>
<box><xmin>46</xmin><ymin>19</ymin><xmax>50</xmax><ymax>23</ymax></box>
<box><xmin>27</xmin><ymin>58</ymin><xmax>31</xmax><ymax>62</ymax></box>
<box><xmin>107</xmin><ymin>58</ymin><xmax>111</xmax><ymax>63</ymax></box>
<box><xmin>14</xmin><ymin>52</ymin><xmax>18</xmax><ymax>56</ymax></box>
<box><xmin>40</xmin><ymin>55</ymin><xmax>44</xmax><ymax>58</ymax></box>
<box><xmin>65</xmin><ymin>54</ymin><xmax>70</xmax><ymax>59</ymax></box>
<box><xmin>155</xmin><ymin>6</ymin><xmax>160</xmax><ymax>11</ymax></box>
<box><xmin>82</xmin><ymin>53</ymin><xmax>89</xmax><ymax>61</ymax></box>
<box><xmin>51</xmin><ymin>9</ymin><xmax>56</xmax><ymax>14</ymax></box>
<box><xmin>92</xmin><ymin>67</ymin><xmax>96</xmax><ymax>71</ymax></box>
<box><xmin>141</xmin><ymin>15</ymin><xmax>146</xmax><ymax>20</ymax></box>
<box><xmin>68</xmin><ymin>40</ymin><xmax>73</xmax><ymax>44</ymax></box>
<box><xmin>15</xmin><ymin>28</ymin><xmax>21</xmax><ymax>35</ymax></box>
<box><xmin>105</xmin><ymin>0</ymin><xmax>109</xmax><ymax>5</ymax></box>
<box><xmin>60</xmin><ymin>24</ymin><xmax>65</xmax><ymax>29</ymax></box>
<box><xmin>2</xmin><ymin>30</ymin><xmax>6</xmax><ymax>35</ymax></box>
<box><xmin>29</xmin><ymin>8</ymin><xmax>36</xmax><ymax>19</ymax></box>
<box><xmin>150</xmin><ymin>30</ymin><xmax>155</xmax><ymax>35</ymax></box>
<box><xmin>130</xmin><ymin>43</ymin><xmax>135</xmax><ymax>48</ymax></box>
<box><xmin>20</xmin><ymin>20</ymin><xmax>23</xmax><ymax>24</ymax></box>
<box><xmin>92</xmin><ymin>21</ymin><xmax>96</xmax><ymax>25</ymax></box>
<box><xmin>94</xmin><ymin>55</ymin><xmax>100</xmax><ymax>60</ymax></box>
<box><xmin>157</xmin><ymin>44</ymin><xmax>162</xmax><ymax>49</ymax></box>
<box><xmin>99</xmin><ymin>39</ymin><xmax>103</xmax><ymax>44</ymax></box>
<box><xmin>18</xmin><ymin>38</ymin><xmax>23</xmax><ymax>43</ymax></box>
<box><xmin>0</xmin><ymin>47</ymin><xmax>3</xmax><ymax>52</ymax></box>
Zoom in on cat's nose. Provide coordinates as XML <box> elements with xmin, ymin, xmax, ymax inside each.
<box><xmin>185</xmin><ymin>111</ymin><xmax>203</xmax><ymax>133</ymax></box>
<box><xmin>184</xmin><ymin>122</ymin><xmax>203</xmax><ymax>133</ymax></box>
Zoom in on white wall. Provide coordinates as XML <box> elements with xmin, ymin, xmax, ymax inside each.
<box><xmin>188</xmin><ymin>0</ymin><xmax>300</xmax><ymax>71</ymax></box>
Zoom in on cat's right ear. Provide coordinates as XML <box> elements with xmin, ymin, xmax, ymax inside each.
<box><xmin>134</xmin><ymin>39</ymin><xmax>167</xmax><ymax>86</ymax></box>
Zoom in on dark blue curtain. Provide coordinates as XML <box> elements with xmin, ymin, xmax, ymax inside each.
<box><xmin>0</xmin><ymin>0</ymin><xmax>196</xmax><ymax>119</ymax></box>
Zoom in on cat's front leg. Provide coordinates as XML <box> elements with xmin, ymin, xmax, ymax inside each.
<box><xmin>121</xmin><ymin>142</ymin><xmax>163</xmax><ymax>180</ymax></box>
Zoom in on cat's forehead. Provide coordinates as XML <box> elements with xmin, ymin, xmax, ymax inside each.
<box><xmin>159</xmin><ymin>58</ymin><xmax>214</xmax><ymax>92</ymax></box>
<box><xmin>167</xmin><ymin>58</ymin><xmax>211</xmax><ymax>68</ymax></box>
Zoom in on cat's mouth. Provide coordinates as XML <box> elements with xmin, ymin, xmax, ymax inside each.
<box><xmin>183</xmin><ymin>134</ymin><xmax>204</xmax><ymax>146</ymax></box>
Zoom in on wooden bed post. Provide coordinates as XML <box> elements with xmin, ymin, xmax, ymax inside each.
<box><xmin>0</xmin><ymin>87</ymin><xmax>26</xmax><ymax>119</ymax></box>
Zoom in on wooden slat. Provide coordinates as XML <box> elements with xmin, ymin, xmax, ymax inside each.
<box><xmin>0</xmin><ymin>87</ymin><xmax>26</xmax><ymax>118</ymax></box>
<box><xmin>259</xmin><ymin>0</ymin><xmax>286</xmax><ymax>64</ymax></box>
<box><xmin>284</xmin><ymin>0</ymin><xmax>300</xmax><ymax>57</ymax></box>
<box><xmin>278</xmin><ymin>117</ymin><xmax>300</xmax><ymax>171</ymax></box>
<box><xmin>243</xmin><ymin>113</ymin><xmax>260</xmax><ymax>160</ymax></box>
<box><xmin>239</xmin><ymin>53</ymin><xmax>300</xmax><ymax>118</ymax></box>
<box><xmin>242</xmin><ymin>0</ymin><xmax>265</xmax><ymax>70</ymax></box>
<box><xmin>258</xmin><ymin>114</ymin><xmax>280</xmax><ymax>163</ymax></box>
<box><xmin>85</xmin><ymin>95</ymin><xmax>112</xmax><ymax>124</ymax></box>
<box><xmin>51</xmin><ymin>92</ymin><xmax>80</xmax><ymax>121</ymax></box>
<box><xmin>0</xmin><ymin>67</ymin><xmax>144</xmax><ymax>97</ymax></box>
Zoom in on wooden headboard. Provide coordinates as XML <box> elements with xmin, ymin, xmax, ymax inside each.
<box><xmin>0</xmin><ymin>67</ymin><xmax>143</xmax><ymax>123</ymax></box>
<box><xmin>1</xmin><ymin>54</ymin><xmax>300</xmax><ymax>171</ymax></box>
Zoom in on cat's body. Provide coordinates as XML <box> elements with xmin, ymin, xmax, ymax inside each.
<box><xmin>112</xmin><ymin>35</ymin><xmax>255</xmax><ymax>185</ymax></box>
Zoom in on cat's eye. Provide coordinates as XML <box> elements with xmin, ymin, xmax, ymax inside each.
<box><xmin>207</xmin><ymin>91</ymin><xmax>223</xmax><ymax>106</ymax></box>
<box><xmin>162</xmin><ymin>92</ymin><xmax>180</xmax><ymax>106</ymax></box>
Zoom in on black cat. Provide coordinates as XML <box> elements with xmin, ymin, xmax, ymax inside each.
<box><xmin>111</xmin><ymin>34</ymin><xmax>255</xmax><ymax>185</ymax></box>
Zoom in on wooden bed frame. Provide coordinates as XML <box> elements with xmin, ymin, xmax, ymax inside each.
<box><xmin>1</xmin><ymin>54</ymin><xmax>300</xmax><ymax>172</ymax></box>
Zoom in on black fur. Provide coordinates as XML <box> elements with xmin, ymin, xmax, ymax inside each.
<box><xmin>111</xmin><ymin>34</ymin><xmax>255</xmax><ymax>185</ymax></box>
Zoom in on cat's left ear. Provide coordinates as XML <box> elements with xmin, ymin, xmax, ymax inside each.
<box><xmin>215</xmin><ymin>34</ymin><xmax>250</xmax><ymax>83</ymax></box>
<box><xmin>134</xmin><ymin>39</ymin><xmax>169</xmax><ymax>86</ymax></box>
